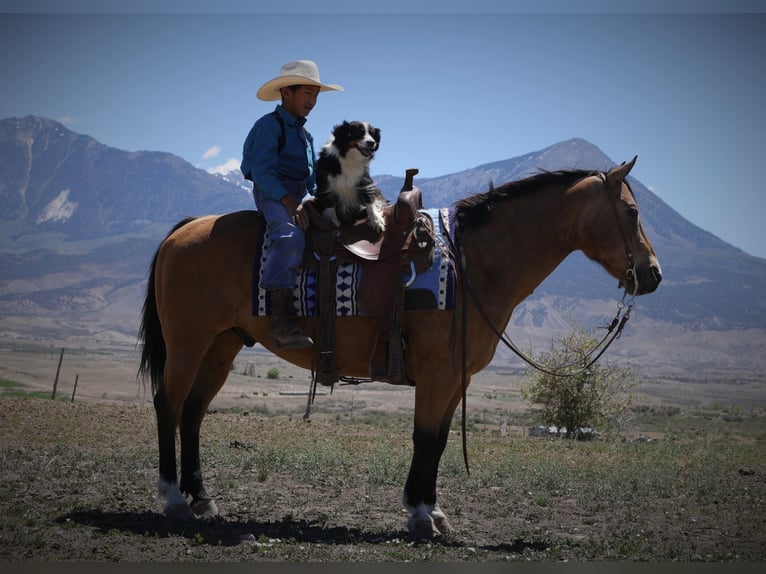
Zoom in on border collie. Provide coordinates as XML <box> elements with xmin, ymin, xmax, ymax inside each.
<box><xmin>314</xmin><ymin>120</ymin><xmax>387</xmax><ymax>232</ymax></box>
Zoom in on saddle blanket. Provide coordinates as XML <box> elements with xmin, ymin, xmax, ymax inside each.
<box><xmin>252</xmin><ymin>208</ymin><xmax>456</xmax><ymax>317</ymax></box>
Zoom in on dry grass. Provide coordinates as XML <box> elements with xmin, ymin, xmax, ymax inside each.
<box><xmin>0</xmin><ymin>389</ymin><xmax>764</xmax><ymax>561</ymax></box>
<box><xmin>1</xmin><ymin>338</ymin><xmax>764</xmax><ymax>561</ymax></box>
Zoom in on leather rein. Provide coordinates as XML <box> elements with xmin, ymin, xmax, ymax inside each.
<box><xmin>441</xmin><ymin>171</ymin><xmax>639</xmax><ymax>473</ymax></box>
<box><xmin>444</xmin><ymin>171</ymin><xmax>639</xmax><ymax>378</ymax></box>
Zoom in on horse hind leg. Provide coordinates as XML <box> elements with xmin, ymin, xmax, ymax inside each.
<box><xmin>155</xmin><ymin>393</ymin><xmax>195</xmax><ymax>520</ymax></box>
<box><xmin>179</xmin><ymin>395</ymin><xmax>219</xmax><ymax>519</ymax></box>
<box><xmin>154</xmin><ymin>342</ymin><xmax>208</xmax><ymax>520</ymax></box>
<box><xmin>180</xmin><ymin>330</ymin><xmax>243</xmax><ymax>518</ymax></box>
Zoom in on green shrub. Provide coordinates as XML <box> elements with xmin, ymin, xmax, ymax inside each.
<box><xmin>266</xmin><ymin>367</ymin><xmax>280</xmax><ymax>380</ymax></box>
<box><xmin>521</xmin><ymin>326</ymin><xmax>638</xmax><ymax>438</ymax></box>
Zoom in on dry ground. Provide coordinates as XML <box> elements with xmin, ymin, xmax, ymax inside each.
<box><xmin>1</xmin><ymin>339</ymin><xmax>765</xmax><ymax>561</ymax></box>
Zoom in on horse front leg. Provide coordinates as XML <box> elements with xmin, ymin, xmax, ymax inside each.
<box><xmin>179</xmin><ymin>331</ymin><xmax>243</xmax><ymax>518</ymax></box>
<box><xmin>403</xmin><ymin>380</ymin><xmax>464</xmax><ymax>539</ymax></box>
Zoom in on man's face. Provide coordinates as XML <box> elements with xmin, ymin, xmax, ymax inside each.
<box><xmin>281</xmin><ymin>85</ymin><xmax>320</xmax><ymax>118</ymax></box>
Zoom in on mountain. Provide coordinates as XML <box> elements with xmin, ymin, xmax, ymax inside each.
<box><xmin>0</xmin><ymin>116</ymin><xmax>248</xmax><ymax>343</ymax></box>
<box><xmin>1</xmin><ymin>116</ymin><xmax>765</xmax><ymax>375</ymax></box>
<box><xmin>375</xmin><ymin>139</ymin><xmax>766</xmax><ymax>333</ymax></box>
<box><xmin>0</xmin><ymin>116</ymin><xmax>252</xmax><ymax>245</ymax></box>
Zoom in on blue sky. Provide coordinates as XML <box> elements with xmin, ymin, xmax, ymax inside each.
<box><xmin>2</xmin><ymin>1</ymin><xmax>765</xmax><ymax>258</ymax></box>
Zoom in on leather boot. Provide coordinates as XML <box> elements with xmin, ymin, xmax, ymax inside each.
<box><xmin>269</xmin><ymin>288</ymin><xmax>313</xmax><ymax>349</ymax></box>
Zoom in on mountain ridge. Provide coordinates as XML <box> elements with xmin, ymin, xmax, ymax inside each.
<box><xmin>1</xmin><ymin>116</ymin><xmax>765</xmax><ymax>375</ymax></box>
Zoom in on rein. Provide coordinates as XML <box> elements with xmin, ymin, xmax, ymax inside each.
<box><xmin>441</xmin><ymin>171</ymin><xmax>638</xmax><ymax>472</ymax></box>
<box><xmin>446</xmin><ymin>172</ymin><xmax>638</xmax><ymax>377</ymax></box>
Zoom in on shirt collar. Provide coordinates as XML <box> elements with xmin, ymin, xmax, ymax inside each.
<box><xmin>275</xmin><ymin>104</ymin><xmax>307</xmax><ymax>128</ymax></box>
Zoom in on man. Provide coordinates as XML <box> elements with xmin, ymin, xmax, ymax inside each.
<box><xmin>241</xmin><ymin>60</ymin><xmax>343</xmax><ymax>348</ymax></box>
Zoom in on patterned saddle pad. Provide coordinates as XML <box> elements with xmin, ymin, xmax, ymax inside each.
<box><xmin>252</xmin><ymin>208</ymin><xmax>456</xmax><ymax>317</ymax></box>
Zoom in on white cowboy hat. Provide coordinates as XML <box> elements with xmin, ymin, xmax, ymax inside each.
<box><xmin>257</xmin><ymin>60</ymin><xmax>344</xmax><ymax>101</ymax></box>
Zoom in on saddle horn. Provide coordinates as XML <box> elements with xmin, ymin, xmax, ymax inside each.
<box><xmin>402</xmin><ymin>168</ymin><xmax>419</xmax><ymax>192</ymax></box>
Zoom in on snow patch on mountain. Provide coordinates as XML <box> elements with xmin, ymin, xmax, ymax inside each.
<box><xmin>37</xmin><ymin>189</ymin><xmax>77</xmax><ymax>224</ymax></box>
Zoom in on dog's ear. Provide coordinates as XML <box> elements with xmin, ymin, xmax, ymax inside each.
<box><xmin>334</xmin><ymin>120</ymin><xmax>352</xmax><ymax>139</ymax></box>
<box><xmin>371</xmin><ymin>126</ymin><xmax>381</xmax><ymax>143</ymax></box>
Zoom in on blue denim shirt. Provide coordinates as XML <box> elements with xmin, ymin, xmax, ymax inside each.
<box><xmin>240</xmin><ymin>105</ymin><xmax>316</xmax><ymax>203</ymax></box>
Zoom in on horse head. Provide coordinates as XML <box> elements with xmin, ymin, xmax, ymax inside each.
<box><xmin>580</xmin><ymin>156</ymin><xmax>662</xmax><ymax>296</ymax></box>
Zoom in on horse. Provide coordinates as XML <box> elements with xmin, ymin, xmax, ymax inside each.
<box><xmin>137</xmin><ymin>156</ymin><xmax>662</xmax><ymax>539</ymax></box>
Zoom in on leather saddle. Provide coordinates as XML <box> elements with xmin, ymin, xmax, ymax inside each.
<box><xmin>302</xmin><ymin>169</ymin><xmax>435</xmax><ymax>386</ymax></box>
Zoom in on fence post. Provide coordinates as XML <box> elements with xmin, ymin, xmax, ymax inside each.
<box><xmin>71</xmin><ymin>374</ymin><xmax>79</xmax><ymax>402</ymax></box>
<box><xmin>51</xmin><ymin>347</ymin><xmax>64</xmax><ymax>400</ymax></box>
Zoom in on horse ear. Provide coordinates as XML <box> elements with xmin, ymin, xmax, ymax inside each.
<box><xmin>606</xmin><ymin>155</ymin><xmax>637</xmax><ymax>186</ymax></box>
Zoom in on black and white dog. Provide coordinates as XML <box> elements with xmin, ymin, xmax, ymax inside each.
<box><xmin>314</xmin><ymin>120</ymin><xmax>387</xmax><ymax>232</ymax></box>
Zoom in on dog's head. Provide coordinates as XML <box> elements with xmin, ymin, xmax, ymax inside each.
<box><xmin>330</xmin><ymin>121</ymin><xmax>380</xmax><ymax>160</ymax></box>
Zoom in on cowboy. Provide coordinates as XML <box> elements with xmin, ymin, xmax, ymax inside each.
<box><xmin>241</xmin><ymin>60</ymin><xmax>343</xmax><ymax>349</ymax></box>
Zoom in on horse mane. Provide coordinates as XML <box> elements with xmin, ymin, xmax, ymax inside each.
<box><xmin>454</xmin><ymin>168</ymin><xmax>600</xmax><ymax>230</ymax></box>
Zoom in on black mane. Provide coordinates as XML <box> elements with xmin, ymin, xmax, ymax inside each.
<box><xmin>454</xmin><ymin>168</ymin><xmax>600</xmax><ymax>230</ymax></box>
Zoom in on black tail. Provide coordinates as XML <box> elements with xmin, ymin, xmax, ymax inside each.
<box><xmin>137</xmin><ymin>217</ymin><xmax>197</xmax><ymax>396</ymax></box>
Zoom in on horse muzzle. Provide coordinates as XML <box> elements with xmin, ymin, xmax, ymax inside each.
<box><xmin>620</xmin><ymin>260</ymin><xmax>662</xmax><ymax>295</ymax></box>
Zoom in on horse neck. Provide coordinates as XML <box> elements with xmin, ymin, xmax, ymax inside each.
<box><xmin>459</xmin><ymin>177</ymin><xmax>597</xmax><ymax>312</ymax></box>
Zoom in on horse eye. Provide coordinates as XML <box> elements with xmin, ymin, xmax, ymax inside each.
<box><xmin>628</xmin><ymin>206</ymin><xmax>639</xmax><ymax>218</ymax></box>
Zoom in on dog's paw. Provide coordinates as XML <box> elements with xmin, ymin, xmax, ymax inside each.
<box><xmin>368</xmin><ymin>201</ymin><xmax>386</xmax><ymax>233</ymax></box>
<box><xmin>369</xmin><ymin>215</ymin><xmax>386</xmax><ymax>233</ymax></box>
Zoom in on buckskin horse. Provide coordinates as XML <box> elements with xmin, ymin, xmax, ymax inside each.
<box><xmin>137</xmin><ymin>156</ymin><xmax>661</xmax><ymax>539</ymax></box>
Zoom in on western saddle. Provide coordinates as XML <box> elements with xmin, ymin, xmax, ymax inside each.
<box><xmin>302</xmin><ymin>169</ymin><xmax>435</xmax><ymax>387</ymax></box>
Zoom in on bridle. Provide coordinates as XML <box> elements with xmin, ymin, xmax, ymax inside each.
<box><xmin>600</xmin><ymin>171</ymin><xmax>640</xmax><ymax>299</ymax></box>
<box><xmin>442</xmin><ymin>171</ymin><xmax>639</xmax><ymax>472</ymax></box>
<box><xmin>444</xmin><ymin>170</ymin><xmax>639</xmax><ymax>377</ymax></box>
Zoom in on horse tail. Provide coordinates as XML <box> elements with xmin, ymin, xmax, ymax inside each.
<box><xmin>137</xmin><ymin>217</ymin><xmax>197</xmax><ymax>396</ymax></box>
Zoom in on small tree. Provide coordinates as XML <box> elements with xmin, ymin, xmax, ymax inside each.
<box><xmin>521</xmin><ymin>327</ymin><xmax>638</xmax><ymax>439</ymax></box>
<box><xmin>266</xmin><ymin>367</ymin><xmax>280</xmax><ymax>380</ymax></box>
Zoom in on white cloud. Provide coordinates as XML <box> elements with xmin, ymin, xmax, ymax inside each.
<box><xmin>202</xmin><ymin>145</ymin><xmax>221</xmax><ymax>160</ymax></box>
<box><xmin>206</xmin><ymin>157</ymin><xmax>241</xmax><ymax>176</ymax></box>
<box><xmin>57</xmin><ymin>116</ymin><xmax>79</xmax><ymax>125</ymax></box>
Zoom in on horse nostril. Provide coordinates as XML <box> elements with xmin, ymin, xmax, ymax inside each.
<box><xmin>652</xmin><ymin>266</ymin><xmax>662</xmax><ymax>284</ymax></box>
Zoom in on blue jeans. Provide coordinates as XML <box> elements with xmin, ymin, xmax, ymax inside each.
<box><xmin>254</xmin><ymin>186</ymin><xmax>306</xmax><ymax>290</ymax></box>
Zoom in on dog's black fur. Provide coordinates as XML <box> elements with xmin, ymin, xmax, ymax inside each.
<box><xmin>314</xmin><ymin>120</ymin><xmax>387</xmax><ymax>231</ymax></box>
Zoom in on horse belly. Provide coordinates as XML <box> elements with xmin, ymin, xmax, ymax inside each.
<box><xmin>247</xmin><ymin>315</ymin><xmax>380</xmax><ymax>378</ymax></box>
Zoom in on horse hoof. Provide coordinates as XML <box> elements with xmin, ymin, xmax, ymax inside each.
<box><xmin>407</xmin><ymin>516</ymin><xmax>440</xmax><ymax>540</ymax></box>
<box><xmin>431</xmin><ymin>506</ymin><xmax>452</xmax><ymax>534</ymax></box>
<box><xmin>191</xmin><ymin>498</ymin><xmax>219</xmax><ymax>518</ymax></box>
<box><xmin>433</xmin><ymin>514</ymin><xmax>453</xmax><ymax>534</ymax></box>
